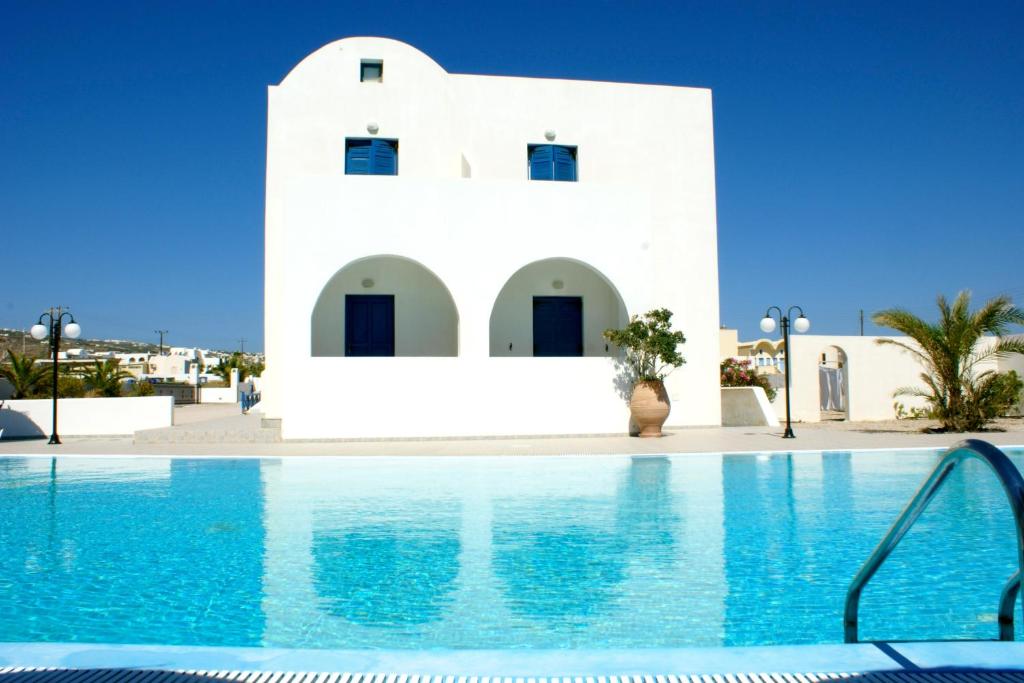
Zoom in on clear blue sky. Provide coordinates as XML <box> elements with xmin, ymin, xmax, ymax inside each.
<box><xmin>2</xmin><ymin>1</ymin><xmax>1021</xmax><ymax>352</ymax></box>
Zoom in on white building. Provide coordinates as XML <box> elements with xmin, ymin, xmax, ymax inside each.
<box><xmin>263</xmin><ymin>37</ymin><xmax>721</xmax><ymax>439</ymax></box>
<box><xmin>114</xmin><ymin>353</ymin><xmax>152</xmax><ymax>378</ymax></box>
<box><xmin>147</xmin><ymin>347</ymin><xmax>208</xmax><ymax>383</ymax></box>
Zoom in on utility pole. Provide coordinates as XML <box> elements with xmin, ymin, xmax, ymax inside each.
<box><xmin>155</xmin><ymin>330</ymin><xmax>168</xmax><ymax>356</ymax></box>
<box><xmin>238</xmin><ymin>338</ymin><xmax>246</xmax><ymax>354</ymax></box>
<box><xmin>859</xmin><ymin>310</ymin><xmax>864</xmax><ymax>336</ymax></box>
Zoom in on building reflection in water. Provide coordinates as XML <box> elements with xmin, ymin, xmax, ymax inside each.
<box><xmin>492</xmin><ymin>455</ymin><xmax>676</xmax><ymax>623</ymax></box>
<box><xmin>720</xmin><ymin>451</ymin><xmax>860</xmax><ymax>645</ymax></box>
<box><xmin>312</xmin><ymin>523</ymin><xmax>461</xmax><ymax>627</ymax></box>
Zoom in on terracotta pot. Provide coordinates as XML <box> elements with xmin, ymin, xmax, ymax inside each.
<box><xmin>630</xmin><ymin>380</ymin><xmax>670</xmax><ymax>437</ymax></box>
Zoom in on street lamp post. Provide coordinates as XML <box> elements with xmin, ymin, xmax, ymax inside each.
<box><xmin>760</xmin><ymin>306</ymin><xmax>810</xmax><ymax>439</ymax></box>
<box><xmin>30</xmin><ymin>307</ymin><xmax>82</xmax><ymax>445</ymax></box>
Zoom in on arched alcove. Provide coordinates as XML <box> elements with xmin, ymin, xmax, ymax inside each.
<box><xmin>489</xmin><ymin>258</ymin><xmax>628</xmax><ymax>357</ymax></box>
<box><xmin>311</xmin><ymin>255</ymin><xmax>459</xmax><ymax>357</ymax></box>
<box><xmin>819</xmin><ymin>345</ymin><xmax>849</xmax><ymax>420</ymax></box>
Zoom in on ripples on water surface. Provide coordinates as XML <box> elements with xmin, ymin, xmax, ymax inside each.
<box><xmin>0</xmin><ymin>449</ymin><xmax>1021</xmax><ymax>649</ymax></box>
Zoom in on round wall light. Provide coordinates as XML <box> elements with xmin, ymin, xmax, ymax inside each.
<box><xmin>361</xmin><ymin>278</ymin><xmax>375</xmax><ymax>288</ymax></box>
<box><xmin>544</xmin><ymin>129</ymin><xmax>556</xmax><ymax>141</ymax></box>
<box><xmin>552</xmin><ymin>279</ymin><xmax>564</xmax><ymax>290</ymax></box>
<box><xmin>367</xmin><ymin>122</ymin><xmax>379</xmax><ymax>134</ymax></box>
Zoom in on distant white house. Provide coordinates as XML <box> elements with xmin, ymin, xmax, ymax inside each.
<box><xmin>145</xmin><ymin>347</ymin><xmax>216</xmax><ymax>384</ymax></box>
<box><xmin>262</xmin><ymin>37</ymin><xmax>722</xmax><ymax>439</ymax></box>
<box><xmin>114</xmin><ymin>353</ymin><xmax>152</xmax><ymax>378</ymax></box>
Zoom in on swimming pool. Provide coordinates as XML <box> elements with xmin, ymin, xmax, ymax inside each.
<box><xmin>0</xmin><ymin>448</ymin><xmax>1021</xmax><ymax>650</ymax></box>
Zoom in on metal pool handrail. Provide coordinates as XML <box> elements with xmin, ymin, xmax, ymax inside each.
<box><xmin>844</xmin><ymin>438</ymin><xmax>1024</xmax><ymax>643</ymax></box>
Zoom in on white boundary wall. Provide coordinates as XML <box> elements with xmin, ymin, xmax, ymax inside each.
<box><xmin>0</xmin><ymin>397</ymin><xmax>173</xmax><ymax>438</ymax></box>
<box><xmin>779</xmin><ymin>335</ymin><xmax>1009</xmax><ymax>423</ymax></box>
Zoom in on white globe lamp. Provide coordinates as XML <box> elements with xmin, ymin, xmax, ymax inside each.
<box><xmin>793</xmin><ymin>316</ymin><xmax>810</xmax><ymax>333</ymax></box>
<box><xmin>759</xmin><ymin>317</ymin><xmax>776</xmax><ymax>334</ymax></box>
<box><xmin>64</xmin><ymin>322</ymin><xmax>81</xmax><ymax>339</ymax></box>
<box><xmin>30</xmin><ymin>324</ymin><xmax>48</xmax><ymax>340</ymax></box>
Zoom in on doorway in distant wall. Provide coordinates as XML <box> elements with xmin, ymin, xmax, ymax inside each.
<box><xmin>533</xmin><ymin>296</ymin><xmax>583</xmax><ymax>357</ymax></box>
<box><xmin>345</xmin><ymin>295</ymin><xmax>395</xmax><ymax>356</ymax></box>
<box><xmin>818</xmin><ymin>345</ymin><xmax>849</xmax><ymax>421</ymax></box>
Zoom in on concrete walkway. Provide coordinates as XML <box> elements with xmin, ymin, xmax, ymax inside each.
<box><xmin>135</xmin><ymin>404</ymin><xmax>279</xmax><ymax>444</ymax></box>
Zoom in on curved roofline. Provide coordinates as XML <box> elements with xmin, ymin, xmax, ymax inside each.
<box><xmin>277</xmin><ymin>36</ymin><xmax>448</xmax><ymax>86</ymax></box>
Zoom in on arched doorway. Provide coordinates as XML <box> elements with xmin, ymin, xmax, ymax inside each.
<box><xmin>489</xmin><ymin>258</ymin><xmax>628</xmax><ymax>357</ymax></box>
<box><xmin>311</xmin><ymin>255</ymin><xmax>459</xmax><ymax>357</ymax></box>
<box><xmin>818</xmin><ymin>345</ymin><xmax>849</xmax><ymax>420</ymax></box>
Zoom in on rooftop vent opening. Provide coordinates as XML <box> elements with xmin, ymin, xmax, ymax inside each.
<box><xmin>360</xmin><ymin>59</ymin><xmax>383</xmax><ymax>83</ymax></box>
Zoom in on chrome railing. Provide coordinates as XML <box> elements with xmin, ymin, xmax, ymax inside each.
<box><xmin>844</xmin><ymin>438</ymin><xmax>1024</xmax><ymax>643</ymax></box>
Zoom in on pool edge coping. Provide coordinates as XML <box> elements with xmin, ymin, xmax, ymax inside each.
<box><xmin>2</xmin><ymin>642</ymin><xmax>1024</xmax><ymax>676</ymax></box>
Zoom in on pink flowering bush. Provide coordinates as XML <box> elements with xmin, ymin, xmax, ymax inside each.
<box><xmin>720</xmin><ymin>358</ymin><xmax>777</xmax><ymax>401</ymax></box>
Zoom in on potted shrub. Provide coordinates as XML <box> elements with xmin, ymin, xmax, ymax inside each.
<box><xmin>603</xmin><ymin>308</ymin><xmax>686</xmax><ymax>437</ymax></box>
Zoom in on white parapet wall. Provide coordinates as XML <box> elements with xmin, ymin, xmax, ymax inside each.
<box><xmin>721</xmin><ymin>387</ymin><xmax>779</xmax><ymax>427</ymax></box>
<box><xmin>0</xmin><ymin>396</ymin><xmax>174</xmax><ymax>438</ymax></box>
<box><xmin>199</xmin><ymin>387</ymin><xmax>237</xmax><ymax>403</ymax></box>
<box><xmin>280</xmin><ymin>356</ymin><xmax>713</xmax><ymax>440</ymax></box>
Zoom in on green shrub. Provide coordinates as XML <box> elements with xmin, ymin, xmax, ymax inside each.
<box><xmin>129</xmin><ymin>380</ymin><xmax>155</xmax><ymax>396</ymax></box>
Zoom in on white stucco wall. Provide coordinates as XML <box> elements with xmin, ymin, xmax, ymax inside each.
<box><xmin>779</xmin><ymin>335</ymin><xmax>1009</xmax><ymax>423</ymax></box>
<box><xmin>264</xmin><ymin>37</ymin><xmax>720</xmax><ymax>438</ymax></box>
<box><xmin>0</xmin><ymin>396</ymin><xmax>174</xmax><ymax>438</ymax></box>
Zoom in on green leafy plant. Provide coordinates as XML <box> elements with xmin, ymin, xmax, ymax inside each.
<box><xmin>721</xmin><ymin>358</ymin><xmax>777</xmax><ymax>401</ymax></box>
<box><xmin>80</xmin><ymin>359</ymin><xmax>134</xmax><ymax>397</ymax></box>
<box><xmin>603</xmin><ymin>308</ymin><xmax>686</xmax><ymax>382</ymax></box>
<box><xmin>0</xmin><ymin>350</ymin><xmax>49</xmax><ymax>398</ymax></box>
<box><xmin>129</xmin><ymin>380</ymin><xmax>155</xmax><ymax>396</ymax></box>
<box><xmin>34</xmin><ymin>374</ymin><xmax>88</xmax><ymax>399</ymax></box>
<box><xmin>873</xmin><ymin>291</ymin><xmax>1024</xmax><ymax>432</ymax></box>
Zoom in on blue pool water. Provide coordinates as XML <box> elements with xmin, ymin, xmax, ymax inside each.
<box><xmin>0</xmin><ymin>449</ymin><xmax>1021</xmax><ymax>650</ymax></box>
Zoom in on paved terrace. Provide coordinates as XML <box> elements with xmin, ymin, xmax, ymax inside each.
<box><xmin>0</xmin><ymin>405</ymin><xmax>1021</xmax><ymax>456</ymax></box>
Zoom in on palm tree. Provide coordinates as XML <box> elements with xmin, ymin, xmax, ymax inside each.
<box><xmin>873</xmin><ymin>291</ymin><xmax>1024</xmax><ymax>431</ymax></box>
<box><xmin>209</xmin><ymin>353</ymin><xmax>250</xmax><ymax>384</ymax></box>
<box><xmin>81</xmin><ymin>359</ymin><xmax>134</xmax><ymax>397</ymax></box>
<box><xmin>0</xmin><ymin>350</ymin><xmax>49</xmax><ymax>398</ymax></box>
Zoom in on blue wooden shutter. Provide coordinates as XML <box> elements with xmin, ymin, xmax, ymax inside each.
<box><xmin>552</xmin><ymin>146</ymin><xmax>576</xmax><ymax>181</ymax></box>
<box><xmin>370</xmin><ymin>139</ymin><xmax>397</xmax><ymax>175</ymax></box>
<box><xmin>345</xmin><ymin>140</ymin><xmax>372</xmax><ymax>174</ymax></box>
<box><xmin>529</xmin><ymin>145</ymin><xmax>554</xmax><ymax>180</ymax></box>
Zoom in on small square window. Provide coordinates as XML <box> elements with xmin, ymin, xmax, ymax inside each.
<box><xmin>360</xmin><ymin>59</ymin><xmax>383</xmax><ymax>83</ymax></box>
